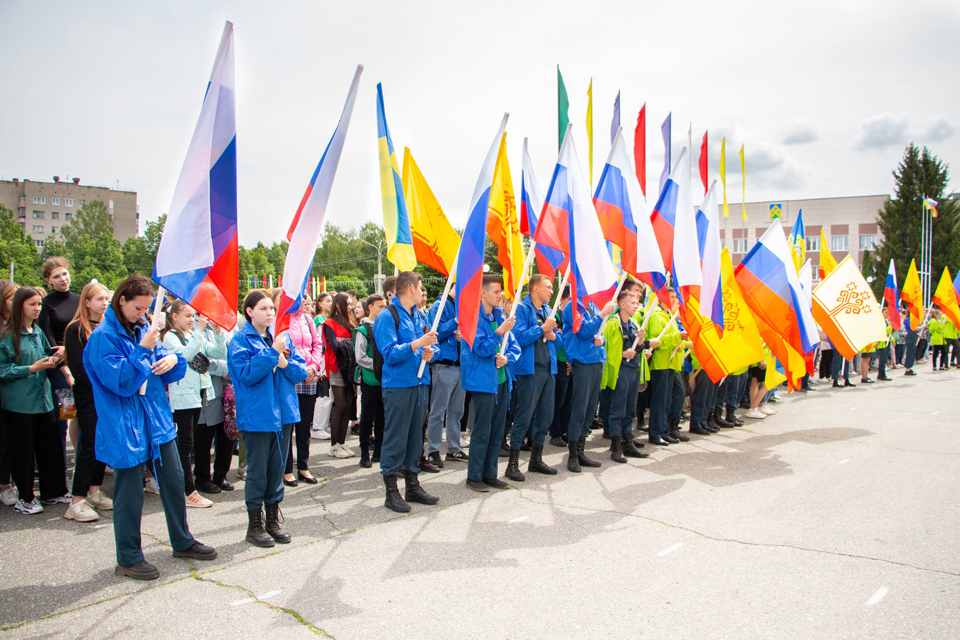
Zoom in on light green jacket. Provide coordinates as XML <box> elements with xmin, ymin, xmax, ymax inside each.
<box><xmin>162</xmin><ymin>329</ymin><xmax>227</xmax><ymax>411</ymax></box>
<box><xmin>645</xmin><ymin>309</ymin><xmax>681</xmax><ymax>371</ymax></box>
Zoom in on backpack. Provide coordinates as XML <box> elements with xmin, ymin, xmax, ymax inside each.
<box><xmin>372</xmin><ymin>304</ymin><xmax>401</xmax><ymax>382</ymax></box>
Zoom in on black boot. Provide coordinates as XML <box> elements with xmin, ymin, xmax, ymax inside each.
<box><xmin>505</xmin><ymin>449</ymin><xmax>525</xmax><ymax>482</ymax></box>
<box><xmin>577</xmin><ymin>438</ymin><xmax>601</xmax><ymax>467</ymax></box>
<box><xmin>528</xmin><ymin>445</ymin><xmax>558</xmax><ymax>474</ymax></box>
<box><xmin>403</xmin><ymin>470</ymin><xmax>439</xmax><ymax>505</ymax></box>
<box><xmin>567</xmin><ymin>441</ymin><xmax>581</xmax><ymax>473</ymax></box>
<box><xmin>383</xmin><ymin>474</ymin><xmax>411</xmax><ymax>513</ymax></box>
<box><xmin>725</xmin><ymin>407</ymin><xmax>744</xmax><ymax>426</ymax></box>
<box><xmin>703</xmin><ymin>413</ymin><xmax>719</xmax><ymax>432</ymax></box>
<box><xmin>621</xmin><ymin>436</ymin><xmax>649</xmax><ymax>458</ymax></box>
<box><xmin>264</xmin><ymin>503</ymin><xmax>291</xmax><ymax>544</ymax></box>
<box><xmin>668</xmin><ymin>419</ymin><xmax>689</xmax><ymax>442</ymax></box>
<box><xmin>359</xmin><ymin>448</ymin><xmax>372</xmax><ymax>468</ymax></box>
<box><xmin>712</xmin><ymin>410</ymin><xmax>731</xmax><ymax>429</ymax></box>
<box><xmin>245</xmin><ymin>508</ymin><xmax>275</xmax><ymax>548</ymax></box>
<box><xmin>610</xmin><ymin>436</ymin><xmax>626</xmax><ymax>463</ymax></box>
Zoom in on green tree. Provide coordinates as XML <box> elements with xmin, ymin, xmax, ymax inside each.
<box><xmin>863</xmin><ymin>144</ymin><xmax>960</xmax><ymax>300</ymax></box>
<box><xmin>122</xmin><ymin>214</ymin><xmax>166</xmax><ymax>277</ymax></box>
<box><xmin>0</xmin><ymin>203</ymin><xmax>44</xmax><ymax>286</ymax></box>
<box><xmin>54</xmin><ymin>200</ymin><xmax>128</xmax><ymax>290</ymax></box>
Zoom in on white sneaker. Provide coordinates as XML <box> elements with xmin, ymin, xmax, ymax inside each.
<box><xmin>86</xmin><ymin>490</ymin><xmax>113</xmax><ymax>511</ymax></box>
<box><xmin>42</xmin><ymin>492</ymin><xmax>72</xmax><ymax>505</ymax></box>
<box><xmin>14</xmin><ymin>498</ymin><xmax>43</xmax><ymax>515</ymax></box>
<box><xmin>104</xmin><ymin>466</ymin><xmax>114</xmax><ymax>476</ymax></box>
<box><xmin>185</xmin><ymin>490</ymin><xmax>213</xmax><ymax>508</ymax></box>
<box><xmin>144</xmin><ymin>477</ymin><xmax>160</xmax><ymax>494</ymax></box>
<box><xmin>236</xmin><ymin>465</ymin><xmax>247</xmax><ymax>480</ymax></box>
<box><xmin>340</xmin><ymin>444</ymin><xmax>357</xmax><ymax>458</ymax></box>
<box><xmin>0</xmin><ymin>484</ymin><xmax>17</xmax><ymax>506</ymax></box>
<box><xmin>331</xmin><ymin>444</ymin><xmax>351</xmax><ymax>459</ymax></box>
<box><xmin>312</xmin><ymin>428</ymin><xmax>331</xmax><ymax>441</ymax></box>
<box><xmin>745</xmin><ymin>408</ymin><xmax>767</xmax><ymax>419</ymax></box>
<box><xmin>64</xmin><ymin>499</ymin><xmax>99</xmax><ymax>522</ymax></box>
<box><xmin>759</xmin><ymin>405</ymin><xmax>777</xmax><ymax>416</ymax></box>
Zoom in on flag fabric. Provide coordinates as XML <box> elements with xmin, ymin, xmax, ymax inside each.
<box><xmin>659</xmin><ymin>113</ymin><xmax>672</xmax><ymax>194</ymax></box>
<box><xmin>719</xmin><ymin>137</ymin><xmax>728</xmax><ymax>218</ymax></box>
<box><xmin>534</xmin><ymin>125</ymin><xmax>618</xmax><ymax>333</ymax></box>
<box><xmin>819</xmin><ymin>229</ymin><xmax>837</xmax><ymax>280</ymax></box>
<box><xmin>901</xmin><ymin>258</ymin><xmax>924</xmax><ymax>327</ymax></box>
<box><xmin>402</xmin><ymin>147</ymin><xmax>460</xmax><ymax>277</ymax></box>
<box><xmin>923</xmin><ymin>197</ymin><xmax>939</xmax><ymax>218</ymax></box>
<box><xmin>739</xmin><ymin>144</ymin><xmax>747</xmax><ymax>221</ymax></box>
<box><xmin>456</xmin><ymin>115</ymin><xmax>508</xmax><ymax>348</ymax></box>
<box><xmin>557</xmin><ymin>66</ymin><xmax>569</xmax><ymax>151</ymax></box>
<box><xmin>953</xmin><ymin>269</ymin><xmax>960</xmax><ymax>315</ymax></box>
<box><xmin>769</xmin><ymin>204</ymin><xmax>782</xmax><ymax>219</ymax></box>
<box><xmin>376</xmin><ymin>83</ymin><xmax>415</xmax><ymax>271</ymax></box>
<box><xmin>681</xmin><ymin>249</ymin><xmax>765</xmax><ymax>382</ymax></box>
<box><xmin>699</xmin><ymin>131</ymin><xmax>708</xmax><ymax>195</ymax></box>
<box><xmin>487</xmin><ymin>133</ymin><xmax>526</xmax><ymax>300</ymax></box>
<box><xmin>634</xmin><ymin>104</ymin><xmax>646</xmax><ymax>198</ymax></box>
<box><xmin>276</xmin><ymin>66</ymin><xmax>363</xmax><ymax>335</ymax></box>
<box><xmin>696</xmin><ymin>181</ymin><xmax>724</xmax><ymax>328</ymax></box>
<box><xmin>764</xmin><ymin>348</ymin><xmax>788</xmax><ymax>391</ymax></box>
<box><xmin>672</xmin><ymin>148</ymin><xmax>702</xmax><ymax>303</ymax></box>
<box><xmin>798</xmin><ymin>259</ymin><xmax>813</xmax><ymax>311</ymax></box>
<box><xmin>787</xmin><ymin>210</ymin><xmax>806</xmax><ymax>273</ymax></box>
<box><xmin>933</xmin><ymin>266</ymin><xmax>960</xmax><ymax>328</ymax></box>
<box><xmin>649</xmin><ymin>147</ymin><xmax>690</xmax><ymax>281</ymax></box>
<box><xmin>586</xmin><ymin>78</ymin><xmax>594</xmax><ymax>186</ymax></box>
<box><xmin>610</xmin><ymin>91</ymin><xmax>620</xmax><ymax>144</ymax></box>
<box><xmin>520</xmin><ymin>138</ymin><xmax>566</xmax><ymax>276</ymax></box>
<box><xmin>154</xmin><ymin>22</ymin><xmax>239</xmax><ymax>330</ymax></box>
<box><xmin>884</xmin><ymin>259</ymin><xmax>902</xmax><ymax>331</ymax></box>
<box><xmin>812</xmin><ymin>255</ymin><xmax>887</xmax><ymax>361</ymax></box>
<box><xmin>593</xmin><ymin>129</ymin><xmax>666</xmax><ymax>290</ymax></box>
<box><xmin>735</xmin><ymin>218</ymin><xmax>819</xmax><ymax>362</ymax></box>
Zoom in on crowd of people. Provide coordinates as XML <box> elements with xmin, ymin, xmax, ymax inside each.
<box><xmin>0</xmin><ymin>261</ymin><xmax>952</xmax><ymax>582</ymax></box>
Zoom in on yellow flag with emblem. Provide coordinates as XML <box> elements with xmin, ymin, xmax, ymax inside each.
<box><xmin>487</xmin><ymin>133</ymin><xmax>526</xmax><ymax>300</ymax></box>
<box><xmin>812</xmin><ymin>255</ymin><xmax>886</xmax><ymax>360</ymax></box>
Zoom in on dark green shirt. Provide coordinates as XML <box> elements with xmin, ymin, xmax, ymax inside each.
<box><xmin>0</xmin><ymin>326</ymin><xmax>55</xmax><ymax>414</ymax></box>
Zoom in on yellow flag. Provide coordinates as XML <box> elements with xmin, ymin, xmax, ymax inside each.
<box><xmin>720</xmin><ymin>137</ymin><xmax>728</xmax><ymax>218</ymax></box>
<box><xmin>586</xmin><ymin>78</ymin><xmax>594</xmax><ymax>186</ymax></box>
<box><xmin>933</xmin><ymin>266</ymin><xmax>960</xmax><ymax>328</ymax></box>
<box><xmin>812</xmin><ymin>255</ymin><xmax>887</xmax><ymax>360</ymax></box>
<box><xmin>739</xmin><ymin>144</ymin><xmax>747</xmax><ymax>221</ymax></box>
<box><xmin>402</xmin><ymin>148</ymin><xmax>461</xmax><ymax>277</ymax></box>
<box><xmin>901</xmin><ymin>258</ymin><xmax>924</xmax><ymax>326</ymax></box>
<box><xmin>487</xmin><ymin>133</ymin><xmax>526</xmax><ymax>300</ymax></box>
<box><xmin>764</xmin><ymin>348</ymin><xmax>787</xmax><ymax>390</ymax></box>
<box><xmin>818</xmin><ymin>229</ymin><xmax>837</xmax><ymax>280</ymax></box>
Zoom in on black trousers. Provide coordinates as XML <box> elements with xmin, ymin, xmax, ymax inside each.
<box><xmin>549</xmin><ymin>365</ymin><xmax>572</xmax><ymax>437</ymax></box>
<box><xmin>932</xmin><ymin>344</ymin><xmax>948</xmax><ymax>369</ymax></box>
<box><xmin>195</xmin><ymin>421</ymin><xmax>233</xmax><ymax>483</ymax></box>
<box><xmin>0</xmin><ymin>405</ymin><xmax>11</xmax><ymax>485</ymax></box>
<box><xmin>172</xmin><ymin>408</ymin><xmax>200</xmax><ymax>495</ymax></box>
<box><xmin>286</xmin><ymin>393</ymin><xmax>317</xmax><ymax>473</ymax></box>
<box><xmin>358</xmin><ymin>381</ymin><xmax>384</xmax><ymax>458</ymax></box>
<box><xmin>4</xmin><ymin>409</ymin><xmax>66</xmax><ymax>503</ymax></box>
<box><xmin>71</xmin><ymin>388</ymin><xmax>105</xmax><ymax>498</ymax></box>
<box><xmin>819</xmin><ymin>350</ymin><xmax>834</xmax><ymax>378</ymax></box>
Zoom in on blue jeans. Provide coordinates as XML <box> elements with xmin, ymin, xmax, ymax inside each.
<box><xmin>381</xmin><ymin>386</ymin><xmax>429</xmax><ymax>476</ymax></box>
<box><xmin>468</xmin><ymin>382</ymin><xmax>509</xmax><ymax>481</ymax></box>
<box><xmin>904</xmin><ymin>332</ymin><xmax>918</xmax><ymax>369</ymax></box>
<box><xmin>608</xmin><ymin>367</ymin><xmax>639</xmax><ymax>437</ymax></box>
<box><xmin>426</xmin><ymin>364</ymin><xmax>465</xmax><ymax>455</ymax></box>
<box><xmin>242</xmin><ymin>425</ymin><xmax>292</xmax><ymax>510</ymax></box>
<box><xmin>113</xmin><ymin>439</ymin><xmax>194</xmax><ymax>567</ymax></box>
<box><xmin>831</xmin><ymin>354</ymin><xmax>851</xmax><ymax>382</ymax></box>
<box><xmin>511</xmin><ymin>370</ymin><xmax>554</xmax><ymax>449</ymax></box>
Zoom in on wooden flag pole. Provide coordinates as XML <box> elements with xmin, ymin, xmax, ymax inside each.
<box><xmin>642</xmin><ymin>309</ymin><xmax>679</xmax><ymax>358</ymax></box>
<box><xmin>139</xmin><ymin>286</ymin><xmax>166</xmax><ymax>395</ymax></box>
<box><xmin>498</xmin><ymin>246</ymin><xmax>537</xmax><ymax>355</ymax></box>
<box><xmin>417</xmin><ymin>253</ymin><xmax>459</xmax><ymax>379</ymax></box>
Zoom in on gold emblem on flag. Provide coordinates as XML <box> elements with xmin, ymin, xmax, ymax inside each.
<box><xmin>828</xmin><ymin>282</ymin><xmax>874</xmax><ymax>318</ymax></box>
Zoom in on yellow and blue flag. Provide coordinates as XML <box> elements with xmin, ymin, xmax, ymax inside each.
<box><xmin>376</xmin><ymin>83</ymin><xmax>416</xmax><ymax>271</ymax></box>
<box><xmin>923</xmin><ymin>197</ymin><xmax>939</xmax><ymax>218</ymax></box>
<box><xmin>787</xmin><ymin>209</ymin><xmax>805</xmax><ymax>273</ymax></box>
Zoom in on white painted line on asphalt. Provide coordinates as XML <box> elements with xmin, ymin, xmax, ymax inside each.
<box><xmin>932</xmin><ymin>411</ymin><xmax>939</xmax><ymax>415</ymax></box>
<box><xmin>657</xmin><ymin>543</ymin><xmax>684</xmax><ymax>556</ymax></box>
<box><xmin>839</xmin><ymin>459</ymin><xmax>849</xmax><ymax>465</ymax></box>
<box><xmin>343</xmin><ymin>479</ymin><xmax>365</xmax><ymax>484</ymax></box>
<box><xmin>509</xmin><ymin>516</ymin><xmax>529</xmax><ymax>523</ymax></box>
<box><xmin>865</xmin><ymin>586</ymin><xmax>888</xmax><ymax>606</ymax></box>
<box><xmin>257</xmin><ymin>590</ymin><xmax>281</xmax><ymax>600</ymax></box>
<box><xmin>849</xmin><ymin>406</ymin><xmax>857</xmax><ymax>411</ymax></box>
<box><xmin>230</xmin><ymin>598</ymin><xmax>254</xmax><ymax>606</ymax></box>
<box><xmin>94</xmin><ymin>524</ymin><xmax>110</xmax><ymax>529</ymax></box>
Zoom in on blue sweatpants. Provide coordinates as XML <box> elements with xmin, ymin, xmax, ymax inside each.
<box><xmin>468</xmin><ymin>382</ymin><xmax>509</xmax><ymax>481</ymax></box>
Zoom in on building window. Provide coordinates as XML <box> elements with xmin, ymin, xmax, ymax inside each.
<box><xmin>64</xmin><ymin>198</ymin><xmax>73</xmax><ymax>206</ymax></box>
<box><xmin>35</xmin><ymin>239</ymin><xmax>43</xmax><ymax>248</ymax></box>
<box><xmin>51</xmin><ymin>197</ymin><xmax>60</xmax><ymax>205</ymax></box>
<box><xmin>19</xmin><ymin>222</ymin><xmax>25</xmax><ymax>230</ymax></box>
<box><xmin>79</xmin><ymin>200</ymin><xmax>85</xmax><ymax>206</ymax></box>
<box><xmin>806</xmin><ymin>235</ymin><xmax>820</xmax><ymax>252</ymax></box>
<box><xmin>50</xmin><ymin>226</ymin><xmax>57</xmax><ymax>235</ymax></box>
<box><xmin>32</xmin><ymin>196</ymin><xmax>45</xmax><ymax>204</ymax></box>
<box><xmin>831</xmin><ymin>235</ymin><xmax>848</xmax><ymax>252</ymax></box>
<box><xmin>32</xmin><ymin>210</ymin><xmax>44</xmax><ymax>219</ymax></box>
<box><xmin>32</xmin><ymin>225</ymin><xmax>44</xmax><ymax>233</ymax></box>
<box><xmin>109</xmin><ymin>199</ymin><xmax>114</xmax><ymax>209</ymax></box>
<box><xmin>18</xmin><ymin>195</ymin><xmax>25</xmax><ymax>203</ymax></box>
<box><xmin>51</xmin><ymin>212</ymin><xmax>59</xmax><ymax>220</ymax></box>
<box><xmin>734</xmin><ymin>238</ymin><xmax>749</xmax><ymax>253</ymax></box>
<box><xmin>859</xmin><ymin>234</ymin><xmax>877</xmax><ymax>251</ymax></box>
<box><xmin>17</xmin><ymin>208</ymin><xmax>25</xmax><ymax>218</ymax></box>
<box><xmin>65</xmin><ymin>212</ymin><xmax>73</xmax><ymax>220</ymax></box>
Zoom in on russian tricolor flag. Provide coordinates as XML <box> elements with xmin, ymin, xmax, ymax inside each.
<box><xmin>735</xmin><ymin>219</ymin><xmax>819</xmax><ymax>360</ymax></box>
<box><xmin>671</xmin><ymin>148</ymin><xmax>702</xmax><ymax>305</ymax></box>
<box><xmin>275</xmin><ymin>65</ymin><xmax>363</xmax><ymax>334</ymax></box>
<box><xmin>650</xmin><ymin>150</ymin><xmax>684</xmax><ymax>283</ymax></box>
<box><xmin>456</xmin><ymin>114</ymin><xmax>509</xmax><ymax>348</ymax></box>
<box><xmin>154</xmin><ymin>22</ymin><xmax>239</xmax><ymax>330</ymax></box>
<box><xmin>695</xmin><ymin>180</ymin><xmax>724</xmax><ymax>329</ymax></box>
<box><xmin>520</xmin><ymin>138</ymin><xmax>566</xmax><ymax>276</ymax></box>
<box><xmin>534</xmin><ymin>125</ymin><xmax>618</xmax><ymax>332</ymax></box>
<box><xmin>593</xmin><ymin>128</ymin><xmax>666</xmax><ymax>291</ymax></box>
<box><xmin>884</xmin><ymin>259</ymin><xmax>902</xmax><ymax>331</ymax></box>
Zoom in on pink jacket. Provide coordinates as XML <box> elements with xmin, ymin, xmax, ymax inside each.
<box><xmin>287</xmin><ymin>311</ymin><xmax>324</xmax><ymax>374</ymax></box>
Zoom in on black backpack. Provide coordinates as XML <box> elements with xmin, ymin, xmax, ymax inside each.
<box><xmin>372</xmin><ymin>304</ymin><xmax>401</xmax><ymax>382</ymax></box>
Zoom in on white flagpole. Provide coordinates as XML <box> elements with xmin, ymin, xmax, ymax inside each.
<box><xmin>498</xmin><ymin>247</ymin><xmax>537</xmax><ymax>355</ymax></box>
<box><xmin>642</xmin><ymin>309</ymin><xmax>679</xmax><ymax>357</ymax></box>
<box><xmin>139</xmin><ymin>286</ymin><xmax>166</xmax><ymax>395</ymax></box>
<box><xmin>417</xmin><ymin>253</ymin><xmax>458</xmax><ymax>379</ymax></box>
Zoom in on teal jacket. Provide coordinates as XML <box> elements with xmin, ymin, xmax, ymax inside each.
<box><xmin>0</xmin><ymin>326</ymin><xmax>55</xmax><ymax>414</ymax></box>
<box><xmin>162</xmin><ymin>329</ymin><xmax>227</xmax><ymax>411</ymax></box>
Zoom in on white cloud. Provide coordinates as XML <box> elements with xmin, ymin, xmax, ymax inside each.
<box><xmin>781</xmin><ymin>120</ymin><xmax>819</xmax><ymax>145</ymax></box>
<box><xmin>921</xmin><ymin>117</ymin><xmax>955</xmax><ymax>143</ymax></box>
<box><xmin>855</xmin><ymin>113</ymin><xmax>909</xmax><ymax>150</ymax></box>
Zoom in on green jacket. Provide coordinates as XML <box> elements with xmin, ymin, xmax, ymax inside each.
<box><xmin>874</xmin><ymin>321</ymin><xmax>892</xmax><ymax>349</ymax></box>
<box><xmin>601</xmin><ymin>314</ymin><xmax>649</xmax><ymax>389</ymax></box>
<box><xmin>353</xmin><ymin>322</ymin><xmax>380</xmax><ymax>387</ymax></box>
<box><xmin>645</xmin><ymin>309</ymin><xmax>681</xmax><ymax>370</ymax></box>
<box><xmin>0</xmin><ymin>327</ymin><xmax>55</xmax><ymax>414</ymax></box>
<box><xmin>929</xmin><ymin>318</ymin><xmax>945</xmax><ymax>346</ymax></box>
<box><xmin>944</xmin><ymin>319</ymin><xmax>958</xmax><ymax>340</ymax></box>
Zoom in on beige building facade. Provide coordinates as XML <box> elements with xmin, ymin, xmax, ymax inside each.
<box><xmin>0</xmin><ymin>177</ymin><xmax>139</xmax><ymax>248</ymax></box>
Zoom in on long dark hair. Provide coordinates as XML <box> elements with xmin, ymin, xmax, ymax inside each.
<box><xmin>242</xmin><ymin>289</ymin><xmax>271</xmax><ymax>324</ymax></box>
<box><xmin>314</xmin><ymin>292</ymin><xmax>332</xmax><ymax>317</ymax></box>
<box><xmin>0</xmin><ymin>287</ymin><xmax>44</xmax><ymax>362</ymax></box>
<box><xmin>329</xmin><ymin>292</ymin><xmax>356</xmax><ymax>330</ymax></box>
<box><xmin>161</xmin><ymin>299</ymin><xmax>190</xmax><ymax>344</ymax></box>
<box><xmin>111</xmin><ymin>275</ymin><xmax>155</xmax><ymax>330</ymax></box>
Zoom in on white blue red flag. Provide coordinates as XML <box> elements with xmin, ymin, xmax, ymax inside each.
<box><xmin>520</xmin><ymin>138</ymin><xmax>566</xmax><ymax>276</ymax></box>
<box><xmin>275</xmin><ymin>65</ymin><xmax>363</xmax><ymax>335</ymax></box>
<box><xmin>695</xmin><ymin>180</ymin><xmax>724</xmax><ymax>328</ymax></box>
<box><xmin>672</xmin><ymin>148</ymin><xmax>702</xmax><ymax>304</ymax></box>
<box><xmin>154</xmin><ymin>22</ymin><xmax>239</xmax><ymax>329</ymax></box>
<box><xmin>884</xmin><ymin>259</ymin><xmax>902</xmax><ymax>331</ymax></box>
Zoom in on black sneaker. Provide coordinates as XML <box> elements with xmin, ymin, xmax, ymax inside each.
<box><xmin>116</xmin><ymin>560</ymin><xmax>159</xmax><ymax>581</ymax></box>
<box><xmin>445</xmin><ymin>450</ymin><xmax>469</xmax><ymax>462</ymax></box>
<box><xmin>196</xmin><ymin>480</ymin><xmax>222</xmax><ymax>494</ymax></box>
<box><xmin>466</xmin><ymin>479</ymin><xmax>489</xmax><ymax>492</ymax></box>
<box><xmin>172</xmin><ymin>541</ymin><xmax>218</xmax><ymax>561</ymax></box>
<box><xmin>216</xmin><ymin>479</ymin><xmax>235</xmax><ymax>492</ymax></box>
<box><xmin>905</xmin><ymin>369</ymin><xmax>917</xmax><ymax>376</ymax></box>
<box><xmin>419</xmin><ymin>457</ymin><xmax>440</xmax><ymax>473</ymax></box>
<box><xmin>482</xmin><ymin>477</ymin><xmax>509</xmax><ymax>489</ymax></box>
<box><xmin>428</xmin><ymin>451</ymin><xmax>445</xmax><ymax>469</ymax></box>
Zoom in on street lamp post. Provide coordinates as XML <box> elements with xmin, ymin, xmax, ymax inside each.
<box><xmin>358</xmin><ymin>238</ymin><xmax>385</xmax><ymax>294</ymax></box>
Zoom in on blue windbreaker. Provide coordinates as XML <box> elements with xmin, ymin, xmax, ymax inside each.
<box><xmin>461</xmin><ymin>306</ymin><xmax>521</xmax><ymax>394</ymax></box>
<box><xmin>83</xmin><ymin>307</ymin><xmax>187</xmax><ymax>469</ymax></box>
<box><xmin>374</xmin><ymin>301</ymin><xmax>432</xmax><ymax>388</ymax></box>
<box><xmin>561</xmin><ymin>300</ymin><xmax>606</xmax><ymax>365</ymax></box>
<box><xmin>512</xmin><ymin>295</ymin><xmax>558</xmax><ymax>376</ymax></box>
<box><xmin>427</xmin><ymin>295</ymin><xmax>459</xmax><ymax>363</ymax></box>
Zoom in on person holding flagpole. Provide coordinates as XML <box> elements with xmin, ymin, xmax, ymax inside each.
<box><xmin>425</xmin><ymin>288</ymin><xmax>468</xmax><ymax>468</ymax></box>
<box><xmin>645</xmin><ymin>289</ymin><xmax>682</xmax><ymax>446</ymax></box>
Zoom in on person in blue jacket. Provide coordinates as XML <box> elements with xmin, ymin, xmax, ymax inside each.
<box><xmin>504</xmin><ymin>274</ymin><xmax>559</xmax><ymax>481</ymax></box>
<box><xmin>424</xmin><ymin>288</ymin><xmax>467</xmax><ymax>467</ymax></box>
<box><xmin>461</xmin><ymin>275</ymin><xmax>521</xmax><ymax>492</ymax></box>
<box><xmin>228</xmin><ymin>289</ymin><xmax>308</xmax><ymax>548</ymax></box>
<box><xmin>83</xmin><ymin>275</ymin><xmax>216</xmax><ymax>581</ymax></box>
<box><xmin>374</xmin><ymin>271</ymin><xmax>439</xmax><ymax>512</ymax></box>
<box><xmin>562</xmin><ymin>293</ymin><xmax>617</xmax><ymax>472</ymax></box>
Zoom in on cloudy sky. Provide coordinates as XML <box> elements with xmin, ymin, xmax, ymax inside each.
<box><xmin>1</xmin><ymin>0</ymin><xmax>957</xmax><ymax>246</ymax></box>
